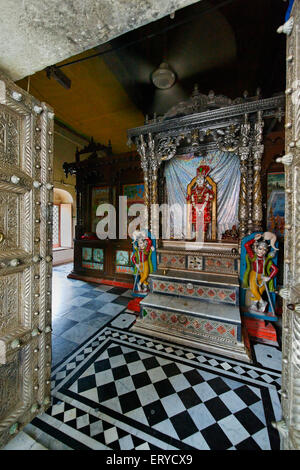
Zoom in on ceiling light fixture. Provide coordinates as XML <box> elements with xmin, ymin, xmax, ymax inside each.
<box><xmin>151</xmin><ymin>62</ymin><xmax>176</xmax><ymax>90</ymax></box>
<box><xmin>46</xmin><ymin>66</ymin><xmax>71</xmax><ymax>89</ymax></box>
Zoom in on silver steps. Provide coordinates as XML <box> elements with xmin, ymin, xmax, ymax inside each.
<box><xmin>150</xmin><ymin>269</ymin><xmax>240</xmax><ymax>306</ymax></box>
<box><xmin>141</xmin><ymin>292</ymin><xmax>241</xmax><ymax>327</ymax></box>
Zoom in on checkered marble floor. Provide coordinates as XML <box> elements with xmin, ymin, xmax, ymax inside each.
<box><xmin>28</xmin><ymin>317</ymin><xmax>281</xmax><ymax>449</ymax></box>
<box><xmin>6</xmin><ymin>263</ymin><xmax>280</xmax><ymax>451</ymax></box>
<box><xmin>51</xmin><ymin>263</ymin><xmax>133</xmax><ymax>367</ymax></box>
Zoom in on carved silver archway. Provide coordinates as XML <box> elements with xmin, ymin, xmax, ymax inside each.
<box><xmin>127</xmin><ymin>88</ymin><xmax>285</xmax><ymax>242</ymax></box>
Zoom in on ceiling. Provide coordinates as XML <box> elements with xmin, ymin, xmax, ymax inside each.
<box><xmin>0</xmin><ymin>0</ymin><xmax>198</xmax><ymax>80</ymax></box>
<box><xmin>17</xmin><ymin>49</ymin><xmax>145</xmax><ymax>154</ymax></box>
<box><xmin>16</xmin><ymin>0</ymin><xmax>287</xmax><ymax>154</ymax></box>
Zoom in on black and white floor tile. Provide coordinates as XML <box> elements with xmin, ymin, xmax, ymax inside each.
<box><xmin>6</xmin><ymin>264</ymin><xmax>282</xmax><ymax>450</ymax></box>
<box><xmin>40</xmin><ymin>326</ymin><xmax>281</xmax><ymax>450</ymax></box>
<box><xmin>51</xmin><ymin>263</ymin><xmax>132</xmax><ymax>367</ymax></box>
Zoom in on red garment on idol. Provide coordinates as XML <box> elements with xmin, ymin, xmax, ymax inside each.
<box><xmin>187</xmin><ymin>185</ymin><xmax>214</xmax><ymax>231</ymax></box>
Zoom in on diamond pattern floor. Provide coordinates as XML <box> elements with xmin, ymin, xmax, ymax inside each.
<box><xmin>45</xmin><ymin>326</ymin><xmax>281</xmax><ymax>450</ymax></box>
<box><xmin>6</xmin><ymin>264</ymin><xmax>282</xmax><ymax>451</ymax></box>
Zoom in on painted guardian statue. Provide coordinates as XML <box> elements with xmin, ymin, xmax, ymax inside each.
<box><xmin>242</xmin><ymin>232</ymin><xmax>279</xmax><ymax>313</ymax></box>
<box><xmin>131</xmin><ymin>230</ymin><xmax>156</xmax><ymax>295</ymax></box>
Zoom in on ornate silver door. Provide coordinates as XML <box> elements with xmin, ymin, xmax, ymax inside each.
<box><xmin>0</xmin><ymin>72</ymin><xmax>53</xmax><ymax>447</ymax></box>
<box><xmin>275</xmin><ymin>0</ymin><xmax>300</xmax><ymax>450</ymax></box>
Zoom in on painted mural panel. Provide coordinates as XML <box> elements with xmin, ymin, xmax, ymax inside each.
<box><xmin>122</xmin><ymin>183</ymin><xmax>145</xmax><ymax>235</ymax></box>
<box><xmin>93</xmin><ymin>248</ymin><xmax>104</xmax><ymax>263</ymax></box>
<box><xmin>116</xmin><ymin>250</ymin><xmax>129</xmax><ymax>266</ymax></box>
<box><xmin>123</xmin><ymin>183</ymin><xmax>144</xmax><ymax>206</ymax></box>
<box><xmin>115</xmin><ymin>249</ymin><xmax>134</xmax><ymax>274</ymax></box>
<box><xmin>82</xmin><ymin>247</ymin><xmax>104</xmax><ymax>270</ymax></box>
<box><xmin>82</xmin><ymin>247</ymin><xmax>92</xmax><ymax>262</ymax></box>
<box><xmin>91</xmin><ymin>186</ymin><xmax>115</xmax><ymax>232</ymax></box>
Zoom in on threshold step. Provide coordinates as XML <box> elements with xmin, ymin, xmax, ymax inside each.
<box><xmin>141</xmin><ymin>293</ymin><xmax>241</xmax><ymax>326</ymax></box>
<box><xmin>150</xmin><ymin>270</ymin><xmax>239</xmax><ymax>306</ymax></box>
<box><xmin>152</xmin><ymin>269</ymin><xmax>239</xmax><ymax>286</ymax></box>
<box><xmin>136</xmin><ymin>294</ymin><xmax>251</xmax><ymax>362</ymax></box>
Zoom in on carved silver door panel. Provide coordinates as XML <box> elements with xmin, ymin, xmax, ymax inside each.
<box><xmin>275</xmin><ymin>1</ymin><xmax>300</xmax><ymax>451</ymax></box>
<box><xmin>0</xmin><ymin>72</ymin><xmax>53</xmax><ymax>447</ymax></box>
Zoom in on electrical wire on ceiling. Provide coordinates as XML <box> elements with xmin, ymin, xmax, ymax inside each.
<box><xmin>55</xmin><ymin>0</ymin><xmax>240</xmax><ymax>70</ymax></box>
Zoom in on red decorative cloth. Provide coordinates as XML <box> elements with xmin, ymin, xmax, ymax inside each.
<box><xmin>187</xmin><ymin>185</ymin><xmax>214</xmax><ymax>230</ymax></box>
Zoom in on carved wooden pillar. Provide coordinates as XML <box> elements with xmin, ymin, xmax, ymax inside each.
<box><xmin>136</xmin><ymin>134</ymin><xmax>150</xmax><ymax>230</ymax></box>
<box><xmin>238</xmin><ymin>115</ymin><xmax>251</xmax><ymax>240</ymax></box>
<box><xmin>75</xmin><ymin>174</ymin><xmax>84</xmax><ymax>239</ymax></box>
<box><xmin>82</xmin><ymin>177</ymin><xmax>89</xmax><ymax>232</ymax></box>
<box><xmin>252</xmin><ymin>111</ymin><xmax>264</xmax><ymax>232</ymax></box>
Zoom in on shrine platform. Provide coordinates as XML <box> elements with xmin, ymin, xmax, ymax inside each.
<box><xmin>157</xmin><ymin>241</ymin><xmax>239</xmax><ymax>276</ymax></box>
<box><xmin>132</xmin><ymin>267</ymin><xmax>251</xmax><ymax>363</ymax></box>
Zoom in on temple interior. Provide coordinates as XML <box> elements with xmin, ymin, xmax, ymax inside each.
<box><xmin>0</xmin><ymin>0</ymin><xmax>297</xmax><ymax>452</ymax></box>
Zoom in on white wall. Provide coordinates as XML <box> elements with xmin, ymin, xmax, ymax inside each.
<box><xmin>60</xmin><ymin>203</ymin><xmax>72</xmax><ymax>247</ymax></box>
<box><xmin>53</xmin><ymin>248</ymin><xmax>73</xmax><ymax>266</ymax></box>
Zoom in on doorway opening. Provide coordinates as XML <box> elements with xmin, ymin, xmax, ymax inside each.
<box><xmin>1</xmin><ymin>0</ymin><xmax>291</xmax><ymax>452</ymax></box>
<box><xmin>52</xmin><ymin>188</ymin><xmax>74</xmax><ymax>266</ymax></box>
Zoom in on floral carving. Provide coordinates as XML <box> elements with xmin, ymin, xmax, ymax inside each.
<box><xmin>0</xmin><ymin>110</ymin><xmax>20</xmax><ymax>166</ymax></box>
<box><xmin>0</xmin><ymin>274</ymin><xmax>19</xmax><ymax>334</ymax></box>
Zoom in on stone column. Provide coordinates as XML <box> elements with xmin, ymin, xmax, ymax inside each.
<box><xmin>252</xmin><ymin>111</ymin><xmax>264</xmax><ymax>232</ymax></box>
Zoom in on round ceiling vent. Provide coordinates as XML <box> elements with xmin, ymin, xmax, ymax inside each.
<box><xmin>151</xmin><ymin>62</ymin><xmax>176</xmax><ymax>90</ymax></box>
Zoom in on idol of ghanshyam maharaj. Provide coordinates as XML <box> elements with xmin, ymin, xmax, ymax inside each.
<box><xmin>187</xmin><ymin>165</ymin><xmax>214</xmax><ymax>240</ymax></box>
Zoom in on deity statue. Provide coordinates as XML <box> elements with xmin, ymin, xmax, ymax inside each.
<box><xmin>242</xmin><ymin>232</ymin><xmax>279</xmax><ymax>313</ymax></box>
<box><xmin>187</xmin><ymin>165</ymin><xmax>215</xmax><ymax>240</ymax></box>
<box><xmin>131</xmin><ymin>230</ymin><xmax>156</xmax><ymax>295</ymax></box>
